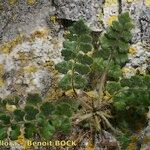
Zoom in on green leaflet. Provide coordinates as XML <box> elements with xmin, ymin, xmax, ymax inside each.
<box><xmin>113</xmin><ymin>101</ymin><xmax>126</xmax><ymax>111</ymax></box>
<box><xmin>24</xmin><ymin>123</ymin><xmax>37</xmax><ymax>139</ymax></box>
<box><xmin>74</xmin><ymin>63</ymin><xmax>90</xmax><ymax>75</ymax></box>
<box><xmin>74</xmin><ymin>74</ymin><xmax>88</xmax><ymax>89</ymax></box>
<box><xmin>40</xmin><ymin>102</ymin><xmax>55</xmax><ymax>117</ymax></box>
<box><xmin>26</xmin><ymin>93</ymin><xmax>42</xmax><ymax>106</ymax></box>
<box><xmin>0</xmin><ymin>114</ymin><xmax>11</xmax><ymax>125</ymax></box>
<box><xmin>79</xmin><ymin>34</ymin><xmax>92</xmax><ymax>43</ymax></box>
<box><xmin>77</xmin><ymin>54</ymin><xmax>93</xmax><ymax>65</ymax></box>
<box><xmin>10</xmin><ymin>124</ymin><xmax>21</xmax><ymax>140</ymax></box>
<box><xmin>13</xmin><ymin>109</ymin><xmax>25</xmax><ymax>122</ymax></box>
<box><xmin>99</xmin><ymin>12</ymin><xmax>133</xmax><ymax>66</ymax></box>
<box><xmin>55</xmin><ymin>103</ymin><xmax>72</xmax><ymax>117</ymax></box>
<box><xmin>0</xmin><ymin>125</ymin><xmax>7</xmax><ymax>140</ymax></box>
<box><xmin>106</xmin><ymin>81</ymin><xmax>121</xmax><ymax>95</ymax></box>
<box><xmin>79</xmin><ymin>43</ymin><xmax>93</xmax><ymax>53</ymax></box>
<box><xmin>40</xmin><ymin>122</ymin><xmax>55</xmax><ymax>140</ymax></box>
<box><xmin>55</xmin><ymin>61</ymin><xmax>73</xmax><ymax>74</ymax></box>
<box><xmin>24</xmin><ymin>106</ymin><xmax>39</xmax><ymax>121</ymax></box>
<box><xmin>69</xmin><ymin>19</ymin><xmax>90</xmax><ymax>36</ymax></box>
<box><xmin>61</xmin><ymin>49</ymin><xmax>77</xmax><ymax>61</ymax></box>
<box><xmin>55</xmin><ymin>19</ymin><xmax>93</xmax><ymax>91</ymax></box>
<box><xmin>58</xmin><ymin>74</ymin><xmax>72</xmax><ymax>90</ymax></box>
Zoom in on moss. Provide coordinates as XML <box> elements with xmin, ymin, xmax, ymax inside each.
<box><xmin>26</xmin><ymin>0</ymin><xmax>37</xmax><ymax>5</ymax></box>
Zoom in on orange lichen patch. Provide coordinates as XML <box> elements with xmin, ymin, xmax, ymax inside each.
<box><xmin>0</xmin><ymin>35</ymin><xmax>23</xmax><ymax>54</ymax></box>
<box><xmin>26</xmin><ymin>0</ymin><xmax>36</xmax><ymax>5</ymax></box>
<box><xmin>31</xmin><ymin>28</ymin><xmax>49</xmax><ymax>39</ymax></box>
<box><xmin>24</xmin><ymin>65</ymin><xmax>38</xmax><ymax>73</ymax></box>
<box><xmin>8</xmin><ymin>0</ymin><xmax>17</xmax><ymax>5</ymax></box>
<box><xmin>145</xmin><ymin>0</ymin><xmax>150</xmax><ymax>7</ymax></box>
<box><xmin>107</xmin><ymin>15</ymin><xmax>118</xmax><ymax>26</ymax></box>
<box><xmin>129</xmin><ymin>47</ymin><xmax>137</xmax><ymax>55</ymax></box>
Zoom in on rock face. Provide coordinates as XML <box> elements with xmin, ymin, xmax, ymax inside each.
<box><xmin>53</xmin><ymin>0</ymin><xmax>104</xmax><ymax>31</ymax></box>
<box><xmin>0</xmin><ymin>0</ymin><xmax>55</xmax><ymax>43</ymax></box>
<box><xmin>0</xmin><ymin>0</ymin><xmax>150</xmax><ymax>149</ymax></box>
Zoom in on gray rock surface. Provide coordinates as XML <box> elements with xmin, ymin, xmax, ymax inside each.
<box><xmin>0</xmin><ymin>0</ymin><xmax>150</xmax><ymax>150</ymax></box>
<box><xmin>53</xmin><ymin>0</ymin><xmax>104</xmax><ymax>31</ymax></box>
<box><xmin>0</xmin><ymin>0</ymin><xmax>55</xmax><ymax>43</ymax></box>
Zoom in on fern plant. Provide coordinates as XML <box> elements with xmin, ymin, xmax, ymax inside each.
<box><xmin>0</xmin><ymin>94</ymin><xmax>78</xmax><ymax>140</ymax></box>
<box><xmin>55</xmin><ymin>20</ymin><xmax>93</xmax><ymax>95</ymax></box>
<box><xmin>55</xmin><ymin>12</ymin><xmax>150</xmax><ymax>140</ymax></box>
<box><xmin>0</xmin><ymin>12</ymin><xmax>149</xmax><ymax>150</ymax></box>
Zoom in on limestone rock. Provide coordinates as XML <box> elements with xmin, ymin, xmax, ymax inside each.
<box><xmin>53</xmin><ymin>0</ymin><xmax>104</xmax><ymax>31</ymax></box>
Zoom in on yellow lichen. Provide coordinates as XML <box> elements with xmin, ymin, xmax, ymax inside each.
<box><xmin>85</xmin><ymin>90</ymin><xmax>99</xmax><ymax>99</ymax></box>
<box><xmin>0</xmin><ymin>35</ymin><xmax>23</xmax><ymax>54</ymax></box>
<box><xmin>126</xmin><ymin>0</ymin><xmax>134</xmax><ymax>3</ymax></box>
<box><xmin>31</xmin><ymin>28</ymin><xmax>49</xmax><ymax>39</ymax></box>
<box><xmin>0</xmin><ymin>64</ymin><xmax>4</xmax><ymax>77</ymax></box>
<box><xmin>129</xmin><ymin>47</ymin><xmax>137</xmax><ymax>55</ymax></box>
<box><xmin>0</xmin><ymin>3</ymin><xmax>3</xmax><ymax>11</ymax></box>
<box><xmin>26</xmin><ymin>0</ymin><xmax>36</xmax><ymax>5</ymax></box>
<box><xmin>105</xmin><ymin>0</ymin><xmax>118</xmax><ymax>6</ymax></box>
<box><xmin>103</xmin><ymin>91</ymin><xmax>112</xmax><ymax>101</ymax></box>
<box><xmin>24</xmin><ymin>65</ymin><xmax>38</xmax><ymax>73</ymax></box>
<box><xmin>16</xmin><ymin>52</ymin><xmax>34</xmax><ymax>63</ymax></box>
<box><xmin>127</xmin><ymin>143</ymin><xmax>137</xmax><ymax>150</ymax></box>
<box><xmin>17</xmin><ymin>133</ymin><xmax>30</xmax><ymax>150</ymax></box>
<box><xmin>145</xmin><ymin>0</ymin><xmax>150</xmax><ymax>7</ymax></box>
<box><xmin>50</xmin><ymin>16</ymin><xmax>57</xmax><ymax>24</ymax></box>
<box><xmin>107</xmin><ymin>15</ymin><xmax>118</xmax><ymax>26</ymax></box>
<box><xmin>6</xmin><ymin>103</ymin><xmax>17</xmax><ymax>112</ymax></box>
<box><xmin>8</xmin><ymin>0</ymin><xmax>17</xmax><ymax>5</ymax></box>
<box><xmin>0</xmin><ymin>79</ymin><xmax>5</xmax><ymax>87</ymax></box>
<box><xmin>122</xmin><ymin>67</ymin><xmax>136</xmax><ymax>77</ymax></box>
